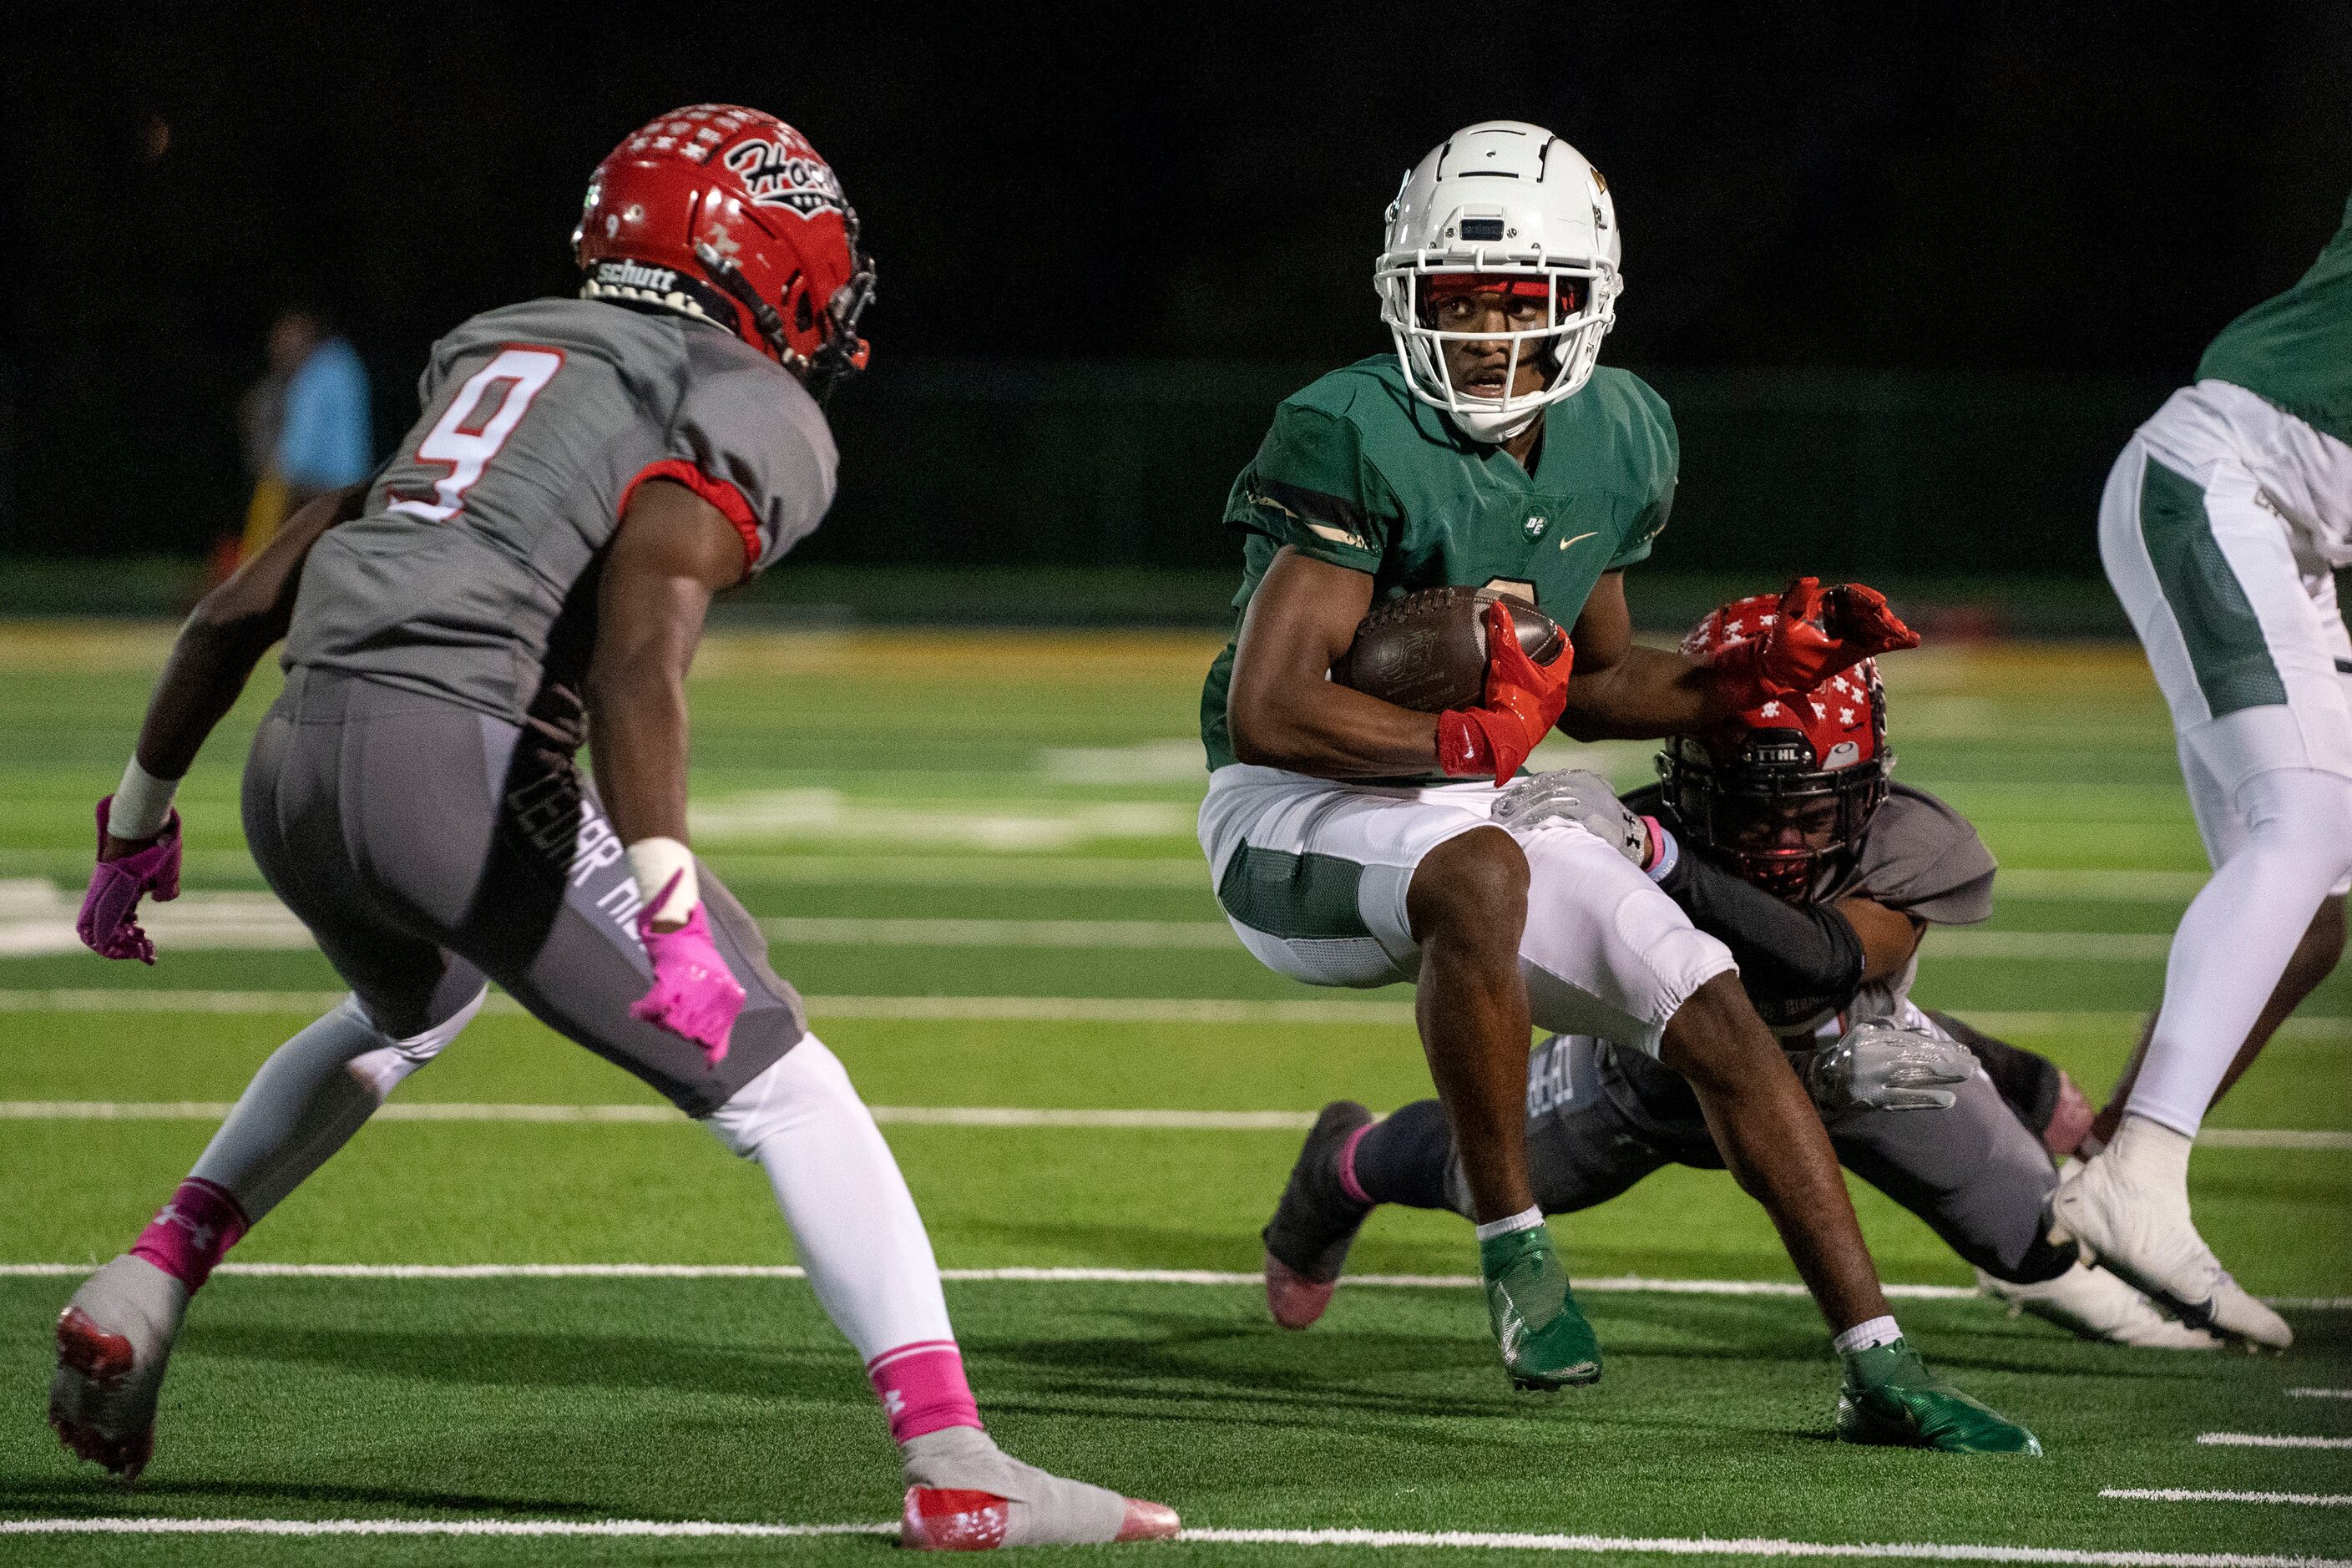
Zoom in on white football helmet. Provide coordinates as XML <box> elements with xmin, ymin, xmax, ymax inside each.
<box><xmin>1376</xmin><ymin>121</ymin><xmax>1622</xmax><ymax>443</ymax></box>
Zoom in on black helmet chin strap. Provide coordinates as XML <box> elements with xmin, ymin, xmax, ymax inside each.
<box><xmin>691</xmin><ymin>235</ymin><xmax>877</xmax><ymax>406</ymax></box>
<box><xmin>692</xmin><ymin>242</ymin><xmax>798</xmax><ymax>367</ymax></box>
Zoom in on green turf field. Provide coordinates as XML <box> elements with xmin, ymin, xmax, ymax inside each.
<box><xmin>0</xmin><ymin>622</ymin><xmax>2345</xmax><ymax>1565</ymax></box>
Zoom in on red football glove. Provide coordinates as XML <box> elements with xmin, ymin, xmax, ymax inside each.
<box><xmin>1709</xmin><ymin>576</ymin><xmax>1920</xmax><ymax>703</ymax></box>
<box><xmin>1437</xmin><ymin>600</ymin><xmax>1573</xmax><ymax>785</ymax></box>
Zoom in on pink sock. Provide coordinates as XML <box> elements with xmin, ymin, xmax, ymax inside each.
<box><xmin>1337</xmin><ymin>1120</ymin><xmax>1374</xmax><ymax>1206</ymax></box>
<box><xmin>129</xmin><ymin>1178</ymin><xmax>249</xmax><ymax>1290</ymax></box>
<box><xmin>867</xmin><ymin>1339</ymin><xmax>984</xmax><ymax>1444</ymax></box>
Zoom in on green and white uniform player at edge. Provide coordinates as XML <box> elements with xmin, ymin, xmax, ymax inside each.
<box><xmin>1199</xmin><ymin>120</ymin><xmax>2036</xmax><ymax>1451</ymax></box>
<box><xmin>2060</xmin><ymin>190</ymin><xmax>2352</xmax><ymax>1348</ymax></box>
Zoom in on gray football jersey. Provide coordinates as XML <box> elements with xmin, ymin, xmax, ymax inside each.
<box><xmin>1631</xmin><ymin>779</ymin><xmax>1996</xmax><ymax>1037</ymax></box>
<box><xmin>285</xmin><ymin>299</ymin><xmax>836</xmax><ymax>730</ymax></box>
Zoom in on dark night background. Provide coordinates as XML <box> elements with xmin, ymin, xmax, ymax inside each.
<box><xmin>4</xmin><ymin>3</ymin><xmax>2348</xmax><ymax>610</ymax></box>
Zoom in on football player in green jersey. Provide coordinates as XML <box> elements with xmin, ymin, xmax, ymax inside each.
<box><xmin>1198</xmin><ymin>121</ymin><xmax>2035</xmax><ymax>1453</ymax></box>
<box><xmin>2055</xmin><ymin>190</ymin><xmax>2352</xmax><ymax>1350</ymax></box>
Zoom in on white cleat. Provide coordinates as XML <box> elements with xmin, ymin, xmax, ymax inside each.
<box><xmin>2050</xmin><ymin>1141</ymin><xmax>2292</xmax><ymax>1351</ymax></box>
<box><xmin>899</xmin><ymin>1425</ymin><xmax>1179</xmax><ymax>1550</ymax></box>
<box><xmin>1975</xmin><ymin>1263</ymin><xmax>2223</xmax><ymax>1349</ymax></box>
<box><xmin>48</xmin><ymin>1255</ymin><xmax>190</xmax><ymax>1481</ymax></box>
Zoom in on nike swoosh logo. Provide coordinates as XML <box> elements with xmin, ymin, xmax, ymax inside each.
<box><xmin>1557</xmin><ymin>531</ymin><xmax>1598</xmax><ymax>551</ymax></box>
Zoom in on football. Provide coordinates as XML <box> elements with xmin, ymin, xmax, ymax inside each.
<box><xmin>1330</xmin><ymin>586</ymin><xmax>1569</xmax><ymax>711</ymax></box>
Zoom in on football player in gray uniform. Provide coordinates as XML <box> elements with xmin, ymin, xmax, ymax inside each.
<box><xmin>1262</xmin><ymin>594</ymin><xmax>2225</xmax><ymax>1353</ymax></box>
<box><xmin>59</xmin><ymin>105</ymin><xmax>1176</xmax><ymax>1550</ymax></box>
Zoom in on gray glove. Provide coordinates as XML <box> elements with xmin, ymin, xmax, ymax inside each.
<box><xmin>1804</xmin><ymin>1018</ymin><xmax>1975</xmax><ymax>1115</ymax></box>
<box><xmin>1492</xmin><ymin>768</ymin><xmax>1648</xmax><ymax>867</ymax></box>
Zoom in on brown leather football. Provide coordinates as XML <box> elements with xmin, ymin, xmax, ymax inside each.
<box><xmin>1330</xmin><ymin>587</ymin><xmax>1568</xmax><ymax>712</ymax></box>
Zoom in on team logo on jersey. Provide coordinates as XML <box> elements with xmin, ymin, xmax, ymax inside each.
<box><xmin>725</xmin><ymin>129</ymin><xmax>847</xmax><ymax>220</ymax></box>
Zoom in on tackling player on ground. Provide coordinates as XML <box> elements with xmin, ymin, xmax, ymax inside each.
<box><xmin>1199</xmin><ymin>120</ymin><xmax>2034</xmax><ymax>1449</ymax></box>
<box><xmin>1262</xmin><ymin>598</ymin><xmax>2223</xmax><ymax>1352</ymax></box>
<box><xmin>2053</xmin><ymin>189</ymin><xmax>2352</xmax><ymax>1350</ymax></box>
<box><xmin>59</xmin><ymin>105</ymin><xmax>1176</xmax><ymax>1550</ymax></box>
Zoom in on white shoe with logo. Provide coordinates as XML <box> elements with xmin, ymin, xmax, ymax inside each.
<box><xmin>1975</xmin><ymin>1262</ymin><xmax>2223</xmax><ymax>1349</ymax></box>
<box><xmin>2049</xmin><ymin>1124</ymin><xmax>2291</xmax><ymax>1350</ymax></box>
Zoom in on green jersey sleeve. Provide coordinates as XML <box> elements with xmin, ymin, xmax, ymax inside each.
<box><xmin>1225</xmin><ymin>402</ymin><xmax>1396</xmax><ymax>574</ymax></box>
<box><xmin>1604</xmin><ymin>384</ymin><xmax>1680</xmax><ymax>570</ymax></box>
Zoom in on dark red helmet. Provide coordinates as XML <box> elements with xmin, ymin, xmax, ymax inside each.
<box><xmin>1657</xmin><ymin>592</ymin><xmax>1892</xmax><ymax>901</ymax></box>
<box><xmin>574</xmin><ymin>105</ymin><xmax>873</xmax><ymax>394</ymax></box>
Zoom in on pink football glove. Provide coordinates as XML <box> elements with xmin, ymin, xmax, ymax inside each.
<box><xmin>78</xmin><ymin>797</ymin><xmax>183</xmax><ymax>964</ymax></box>
<box><xmin>629</xmin><ymin>881</ymin><xmax>745</xmax><ymax>1067</ymax></box>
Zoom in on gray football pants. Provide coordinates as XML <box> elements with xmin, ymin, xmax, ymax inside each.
<box><xmin>1445</xmin><ymin>1033</ymin><xmax>2069</xmax><ymax>1283</ymax></box>
<box><xmin>241</xmin><ymin>668</ymin><xmax>805</xmax><ymax>1116</ymax></box>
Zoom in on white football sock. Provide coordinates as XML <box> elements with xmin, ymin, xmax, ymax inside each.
<box><xmin>2128</xmin><ymin>767</ymin><xmax>2352</xmax><ymax>1136</ymax></box>
<box><xmin>188</xmin><ymin>991</ymin><xmax>481</xmax><ymax>1220</ymax></box>
<box><xmin>701</xmin><ymin>1034</ymin><xmax>956</xmax><ymax>1363</ymax></box>
<box><xmin>2105</xmin><ymin>1114</ymin><xmax>2193</xmax><ymax>1191</ymax></box>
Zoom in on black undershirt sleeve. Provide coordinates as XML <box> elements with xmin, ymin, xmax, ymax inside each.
<box><xmin>1656</xmin><ymin>850</ymin><xmax>1867</xmax><ymax>1009</ymax></box>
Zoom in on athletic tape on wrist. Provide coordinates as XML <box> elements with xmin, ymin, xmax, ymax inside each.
<box><xmin>111</xmin><ymin>757</ymin><xmax>180</xmax><ymax>841</ymax></box>
<box><xmin>625</xmin><ymin>837</ymin><xmax>699</xmax><ymax>925</ymax></box>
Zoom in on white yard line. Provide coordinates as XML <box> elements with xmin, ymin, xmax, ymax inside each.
<box><xmin>763</xmin><ymin>916</ymin><xmax>1239</xmax><ymax>948</ymax></box>
<box><xmin>1921</xmin><ymin>931</ymin><xmax>2173</xmax><ymax>961</ymax></box>
<box><xmin>2100</xmin><ymin>1490</ymin><xmax>2352</xmax><ymax>1507</ymax></box>
<box><xmin>2285</xmin><ymin>1388</ymin><xmax>2352</xmax><ymax>1399</ymax></box>
<box><xmin>2196</xmin><ymin>1434</ymin><xmax>2352</xmax><ymax>1449</ymax></box>
<box><xmin>1179</xmin><ymin>1536</ymin><xmax>2349</xmax><ymax>1565</ymax></box>
<box><xmin>0</xmin><ymin>1520</ymin><xmax>2336</xmax><ymax>1565</ymax></box>
<box><xmin>7</xmin><ymin>1264</ymin><xmax>2340</xmax><ymax>1311</ymax></box>
<box><xmin>2198</xmin><ymin>1130</ymin><xmax>2352</xmax><ymax>1151</ymax></box>
<box><xmin>0</xmin><ymin>1517</ymin><xmax>888</xmax><ymax>1540</ymax></box>
<box><xmin>3</xmin><ymin>989</ymin><xmax>2344</xmax><ymax>1041</ymax></box>
<box><xmin>0</xmin><ymin>1100</ymin><xmax>1318</xmax><ymax>1130</ymax></box>
<box><xmin>0</xmin><ymin>881</ymin><xmax>2270</xmax><ymax>959</ymax></box>
<box><xmin>2</xmin><ymin>1099</ymin><xmax>2343</xmax><ymax>1148</ymax></box>
<box><xmin>0</xmin><ymin>989</ymin><xmax>1425</xmax><ymax>1025</ymax></box>
<box><xmin>0</xmin><ymin>1262</ymin><xmax>1972</xmax><ymax>1296</ymax></box>
<box><xmin>1992</xmin><ymin>870</ymin><xmax>2208</xmax><ymax>901</ymax></box>
<box><xmin>0</xmin><ymin>1259</ymin><xmax>2341</xmax><ymax>1308</ymax></box>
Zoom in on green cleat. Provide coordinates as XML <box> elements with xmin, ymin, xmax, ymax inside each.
<box><xmin>1479</xmin><ymin>1222</ymin><xmax>1601</xmax><ymax>1391</ymax></box>
<box><xmin>1835</xmin><ymin>1338</ymin><xmax>2042</xmax><ymax>1455</ymax></box>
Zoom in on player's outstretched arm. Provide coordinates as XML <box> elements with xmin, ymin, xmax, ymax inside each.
<box><xmin>1559</xmin><ymin>574</ymin><xmax>1919</xmax><ymax>741</ymax></box>
<box><xmin>584</xmin><ymin>478</ymin><xmax>750</xmax><ymax>1065</ymax></box>
<box><xmin>80</xmin><ymin>483</ymin><xmax>366</xmax><ymax>963</ymax></box>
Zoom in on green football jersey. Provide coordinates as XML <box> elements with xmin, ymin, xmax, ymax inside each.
<box><xmin>1200</xmin><ymin>354</ymin><xmax>1677</xmax><ymax>773</ymax></box>
<box><xmin>2197</xmin><ymin>191</ymin><xmax>2352</xmax><ymax>448</ymax></box>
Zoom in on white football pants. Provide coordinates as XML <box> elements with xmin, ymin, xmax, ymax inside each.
<box><xmin>2098</xmin><ymin>380</ymin><xmax>2352</xmax><ymax>1136</ymax></box>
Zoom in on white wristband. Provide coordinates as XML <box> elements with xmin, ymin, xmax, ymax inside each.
<box><xmin>625</xmin><ymin>837</ymin><xmax>699</xmax><ymax>925</ymax></box>
<box><xmin>111</xmin><ymin>757</ymin><xmax>180</xmax><ymax>841</ymax></box>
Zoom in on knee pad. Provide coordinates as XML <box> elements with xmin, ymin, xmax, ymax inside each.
<box><xmin>345</xmin><ymin>986</ymin><xmax>486</xmax><ymax>1098</ymax></box>
<box><xmin>699</xmin><ymin>1034</ymin><xmax>864</xmax><ymax>1158</ymax></box>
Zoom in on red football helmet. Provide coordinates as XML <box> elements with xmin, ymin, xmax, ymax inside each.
<box><xmin>574</xmin><ymin>105</ymin><xmax>874</xmax><ymax>394</ymax></box>
<box><xmin>1658</xmin><ymin>592</ymin><xmax>1892</xmax><ymax>900</ymax></box>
